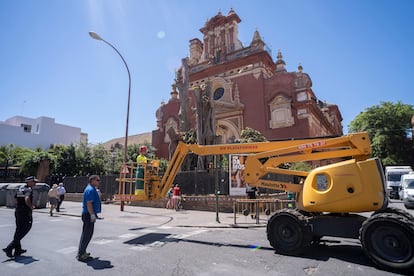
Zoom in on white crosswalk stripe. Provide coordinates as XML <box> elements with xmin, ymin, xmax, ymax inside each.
<box><xmin>119</xmin><ymin>233</ymin><xmax>138</xmax><ymax>239</ymax></box>
<box><xmin>168</xmin><ymin>229</ymin><xmax>207</xmax><ymax>239</ymax></box>
<box><xmin>92</xmin><ymin>239</ymin><xmax>114</xmax><ymax>245</ymax></box>
<box><xmin>56</xmin><ymin>246</ymin><xmax>78</xmax><ymax>254</ymax></box>
<box><xmin>130</xmin><ymin>245</ymin><xmax>150</xmax><ymax>251</ymax></box>
<box><xmin>158</xmin><ymin>226</ymin><xmax>172</xmax><ymax>229</ymax></box>
<box><xmin>126</xmin><ymin>229</ymin><xmax>209</xmax><ymax>251</ymax></box>
<box><xmin>148</xmin><ymin>241</ymin><xmax>165</xmax><ymax>247</ymax></box>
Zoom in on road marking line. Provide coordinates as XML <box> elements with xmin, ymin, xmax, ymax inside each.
<box><xmin>56</xmin><ymin>246</ymin><xmax>78</xmax><ymax>254</ymax></box>
<box><xmin>158</xmin><ymin>226</ymin><xmax>172</xmax><ymax>229</ymax></box>
<box><xmin>92</xmin><ymin>239</ymin><xmax>113</xmax><ymax>245</ymax></box>
<box><xmin>168</xmin><ymin>229</ymin><xmax>207</xmax><ymax>239</ymax></box>
<box><xmin>149</xmin><ymin>241</ymin><xmax>165</xmax><ymax>247</ymax></box>
<box><xmin>119</xmin><ymin>233</ymin><xmax>138</xmax><ymax>239</ymax></box>
<box><xmin>130</xmin><ymin>245</ymin><xmax>150</xmax><ymax>251</ymax></box>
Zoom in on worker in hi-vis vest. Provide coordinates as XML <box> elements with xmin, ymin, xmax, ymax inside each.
<box><xmin>135</xmin><ymin>146</ymin><xmax>148</xmax><ymax>195</ymax></box>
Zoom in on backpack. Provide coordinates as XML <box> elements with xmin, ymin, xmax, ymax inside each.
<box><xmin>167</xmin><ymin>188</ymin><xmax>172</xmax><ymax>198</ymax></box>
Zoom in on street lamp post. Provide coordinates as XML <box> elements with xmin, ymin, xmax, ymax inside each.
<box><xmin>89</xmin><ymin>31</ymin><xmax>131</xmax><ymax>211</ymax></box>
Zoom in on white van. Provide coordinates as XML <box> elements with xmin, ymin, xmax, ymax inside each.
<box><xmin>385</xmin><ymin>166</ymin><xmax>413</xmax><ymax>199</ymax></box>
<box><xmin>399</xmin><ymin>172</ymin><xmax>414</xmax><ymax>209</ymax></box>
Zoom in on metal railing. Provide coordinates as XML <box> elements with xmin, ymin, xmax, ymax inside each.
<box><xmin>233</xmin><ymin>198</ymin><xmax>295</xmax><ymax>225</ymax></box>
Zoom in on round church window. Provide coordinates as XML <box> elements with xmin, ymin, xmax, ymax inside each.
<box><xmin>214</xmin><ymin>87</ymin><xmax>224</xmax><ymax>100</ymax></box>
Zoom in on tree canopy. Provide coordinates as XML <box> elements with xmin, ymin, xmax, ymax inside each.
<box><xmin>348</xmin><ymin>101</ymin><xmax>414</xmax><ymax>166</ymax></box>
<box><xmin>0</xmin><ymin>139</ymin><xmax>165</xmax><ymax>181</ymax></box>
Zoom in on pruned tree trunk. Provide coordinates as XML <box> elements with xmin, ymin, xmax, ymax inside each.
<box><xmin>37</xmin><ymin>158</ymin><xmax>50</xmax><ymax>182</ymax></box>
<box><xmin>176</xmin><ymin>58</ymin><xmax>190</xmax><ymax>132</ymax></box>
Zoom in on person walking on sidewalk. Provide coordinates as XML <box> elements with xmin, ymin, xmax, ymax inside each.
<box><xmin>165</xmin><ymin>185</ymin><xmax>174</xmax><ymax>209</ymax></box>
<box><xmin>48</xmin><ymin>184</ymin><xmax>59</xmax><ymax>216</ymax></box>
<box><xmin>56</xmin><ymin>182</ymin><xmax>66</xmax><ymax>212</ymax></box>
<box><xmin>172</xmin><ymin>184</ymin><xmax>181</xmax><ymax>210</ymax></box>
<box><xmin>3</xmin><ymin>176</ymin><xmax>38</xmax><ymax>258</ymax></box>
<box><xmin>77</xmin><ymin>175</ymin><xmax>102</xmax><ymax>262</ymax></box>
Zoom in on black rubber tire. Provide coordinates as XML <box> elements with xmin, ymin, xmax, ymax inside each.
<box><xmin>360</xmin><ymin>212</ymin><xmax>414</xmax><ymax>271</ymax></box>
<box><xmin>375</xmin><ymin>207</ymin><xmax>414</xmax><ymax>220</ymax></box>
<box><xmin>267</xmin><ymin>209</ymin><xmax>312</xmax><ymax>255</ymax></box>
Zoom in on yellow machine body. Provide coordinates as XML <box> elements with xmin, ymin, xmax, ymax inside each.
<box><xmin>300</xmin><ymin>158</ymin><xmax>386</xmax><ymax>212</ymax></box>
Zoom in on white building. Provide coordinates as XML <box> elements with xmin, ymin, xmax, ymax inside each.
<box><xmin>0</xmin><ymin>116</ymin><xmax>87</xmax><ymax>149</ymax></box>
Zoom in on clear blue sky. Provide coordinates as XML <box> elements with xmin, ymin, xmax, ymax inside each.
<box><xmin>1</xmin><ymin>0</ymin><xmax>413</xmax><ymax>144</ymax></box>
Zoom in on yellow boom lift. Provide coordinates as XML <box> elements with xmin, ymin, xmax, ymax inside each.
<box><xmin>116</xmin><ymin>132</ymin><xmax>414</xmax><ymax>271</ymax></box>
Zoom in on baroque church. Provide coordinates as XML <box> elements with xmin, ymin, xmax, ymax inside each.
<box><xmin>152</xmin><ymin>9</ymin><xmax>342</xmax><ymax>159</ymax></box>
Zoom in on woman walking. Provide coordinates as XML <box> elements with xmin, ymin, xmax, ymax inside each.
<box><xmin>48</xmin><ymin>184</ymin><xmax>59</xmax><ymax>216</ymax></box>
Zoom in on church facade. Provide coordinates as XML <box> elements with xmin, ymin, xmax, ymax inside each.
<box><xmin>152</xmin><ymin>9</ymin><xmax>342</xmax><ymax>159</ymax></box>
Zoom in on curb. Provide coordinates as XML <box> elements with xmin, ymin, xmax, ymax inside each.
<box><xmin>27</xmin><ymin>203</ymin><xmax>267</xmax><ymax>229</ymax></box>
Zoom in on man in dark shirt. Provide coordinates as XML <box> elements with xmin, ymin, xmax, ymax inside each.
<box><xmin>77</xmin><ymin>175</ymin><xmax>102</xmax><ymax>261</ymax></box>
<box><xmin>3</xmin><ymin>176</ymin><xmax>38</xmax><ymax>258</ymax></box>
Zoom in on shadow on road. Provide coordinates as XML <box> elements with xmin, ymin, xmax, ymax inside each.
<box><xmin>300</xmin><ymin>241</ymin><xmax>412</xmax><ymax>275</ymax></box>
<box><xmin>86</xmin><ymin>257</ymin><xmax>114</xmax><ymax>270</ymax></box>
<box><xmin>123</xmin><ymin>233</ymin><xmax>413</xmax><ymax>275</ymax></box>
<box><xmin>2</xmin><ymin>255</ymin><xmax>39</xmax><ymax>265</ymax></box>
<box><xmin>123</xmin><ymin>231</ymin><xmax>274</xmax><ymax>251</ymax></box>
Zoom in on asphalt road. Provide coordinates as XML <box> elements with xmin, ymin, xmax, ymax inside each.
<box><xmin>0</xmin><ymin>200</ymin><xmax>411</xmax><ymax>276</ymax></box>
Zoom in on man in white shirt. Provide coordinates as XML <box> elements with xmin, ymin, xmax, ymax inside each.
<box><xmin>56</xmin><ymin>183</ymin><xmax>66</xmax><ymax>212</ymax></box>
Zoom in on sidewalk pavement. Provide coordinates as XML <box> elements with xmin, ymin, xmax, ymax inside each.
<box><xmin>33</xmin><ymin>201</ymin><xmax>266</xmax><ymax>229</ymax></box>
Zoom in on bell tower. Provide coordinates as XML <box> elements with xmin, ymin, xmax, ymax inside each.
<box><xmin>198</xmin><ymin>9</ymin><xmax>242</xmax><ymax>64</ymax></box>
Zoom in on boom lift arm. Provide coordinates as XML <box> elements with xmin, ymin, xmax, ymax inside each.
<box><xmin>160</xmin><ymin>132</ymin><xmax>374</xmax><ymax>204</ymax></box>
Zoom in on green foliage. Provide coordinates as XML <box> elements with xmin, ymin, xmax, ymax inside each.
<box><xmin>50</xmin><ymin>144</ymin><xmax>78</xmax><ymax>176</ymax></box>
<box><xmin>48</xmin><ymin>143</ymin><xmax>107</xmax><ymax>176</ymax></box>
<box><xmin>1</xmin><ymin>140</ymin><xmax>166</xmax><ymax>179</ymax></box>
<box><xmin>0</xmin><ymin>144</ymin><xmax>33</xmax><ymax>167</ymax></box>
<box><xmin>221</xmin><ymin>155</ymin><xmax>229</xmax><ymax>169</ymax></box>
<box><xmin>128</xmin><ymin>141</ymin><xmax>155</xmax><ymax>162</ymax></box>
<box><xmin>348</xmin><ymin>101</ymin><xmax>414</xmax><ymax>166</ymax></box>
<box><xmin>0</xmin><ymin>144</ymin><xmax>16</xmax><ymax>166</ymax></box>
<box><xmin>289</xmin><ymin>162</ymin><xmax>313</xmax><ymax>172</ymax></box>
<box><xmin>158</xmin><ymin>158</ymin><xmax>169</xmax><ymax>173</ymax></box>
<box><xmin>19</xmin><ymin>151</ymin><xmax>55</xmax><ymax>176</ymax></box>
<box><xmin>237</xmin><ymin>127</ymin><xmax>267</xmax><ymax>143</ymax></box>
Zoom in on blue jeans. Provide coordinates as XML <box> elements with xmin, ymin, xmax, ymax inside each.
<box><xmin>77</xmin><ymin>213</ymin><xmax>95</xmax><ymax>256</ymax></box>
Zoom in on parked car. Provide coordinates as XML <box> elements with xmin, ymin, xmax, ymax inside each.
<box><xmin>399</xmin><ymin>172</ymin><xmax>414</xmax><ymax>209</ymax></box>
